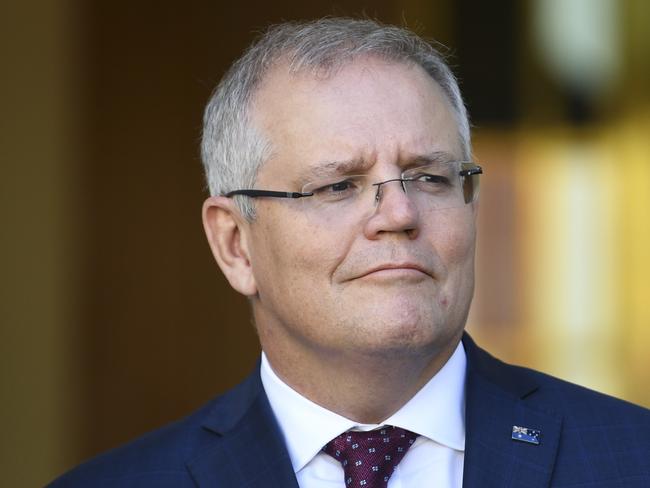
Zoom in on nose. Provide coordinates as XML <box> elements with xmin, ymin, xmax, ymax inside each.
<box><xmin>372</xmin><ymin>178</ymin><xmax>406</xmax><ymax>203</ymax></box>
<box><xmin>363</xmin><ymin>179</ymin><xmax>420</xmax><ymax>239</ymax></box>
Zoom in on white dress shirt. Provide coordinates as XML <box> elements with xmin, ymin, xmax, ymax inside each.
<box><xmin>260</xmin><ymin>342</ymin><xmax>466</xmax><ymax>487</ymax></box>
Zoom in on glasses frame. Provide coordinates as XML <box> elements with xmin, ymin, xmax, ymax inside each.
<box><xmin>225</xmin><ymin>163</ymin><xmax>483</xmax><ymax>206</ymax></box>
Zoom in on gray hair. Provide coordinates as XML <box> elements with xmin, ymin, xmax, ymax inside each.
<box><xmin>201</xmin><ymin>18</ymin><xmax>471</xmax><ymax>219</ymax></box>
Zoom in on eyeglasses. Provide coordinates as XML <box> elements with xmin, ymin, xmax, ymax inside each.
<box><xmin>225</xmin><ymin>161</ymin><xmax>482</xmax><ymax>218</ymax></box>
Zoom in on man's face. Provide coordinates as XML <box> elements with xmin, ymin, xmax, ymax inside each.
<box><xmin>245</xmin><ymin>58</ymin><xmax>477</xmax><ymax>362</ymax></box>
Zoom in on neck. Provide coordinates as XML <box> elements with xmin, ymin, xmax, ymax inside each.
<box><xmin>262</xmin><ymin>332</ymin><xmax>461</xmax><ymax>424</ymax></box>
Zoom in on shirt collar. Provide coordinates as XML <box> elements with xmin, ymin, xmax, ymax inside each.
<box><xmin>260</xmin><ymin>341</ymin><xmax>466</xmax><ymax>473</ymax></box>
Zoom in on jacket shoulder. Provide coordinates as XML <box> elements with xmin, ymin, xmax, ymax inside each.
<box><xmin>48</xmin><ymin>370</ymin><xmax>262</xmax><ymax>487</ymax></box>
<box><xmin>514</xmin><ymin>363</ymin><xmax>650</xmax><ymax>482</ymax></box>
<box><xmin>465</xmin><ymin>335</ymin><xmax>650</xmax><ymax>483</ymax></box>
<box><xmin>464</xmin><ymin>333</ymin><xmax>650</xmax><ymax>423</ymax></box>
<box><xmin>498</xmin><ymin>355</ymin><xmax>650</xmax><ymax>424</ymax></box>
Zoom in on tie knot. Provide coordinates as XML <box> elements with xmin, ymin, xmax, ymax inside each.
<box><xmin>323</xmin><ymin>426</ymin><xmax>418</xmax><ymax>487</ymax></box>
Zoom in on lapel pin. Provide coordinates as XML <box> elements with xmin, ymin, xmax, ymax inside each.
<box><xmin>511</xmin><ymin>425</ymin><xmax>541</xmax><ymax>445</ymax></box>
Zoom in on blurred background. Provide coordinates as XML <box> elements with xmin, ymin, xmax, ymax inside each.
<box><xmin>2</xmin><ymin>0</ymin><xmax>649</xmax><ymax>485</ymax></box>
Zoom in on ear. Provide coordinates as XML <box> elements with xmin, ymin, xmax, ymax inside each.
<box><xmin>202</xmin><ymin>196</ymin><xmax>257</xmax><ymax>296</ymax></box>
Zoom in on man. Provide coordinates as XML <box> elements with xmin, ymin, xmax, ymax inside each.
<box><xmin>51</xmin><ymin>18</ymin><xmax>650</xmax><ymax>487</ymax></box>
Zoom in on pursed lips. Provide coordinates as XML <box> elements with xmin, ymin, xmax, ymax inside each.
<box><xmin>355</xmin><ymin>262</ymin><xmax>432</xmax><ymax>280</ymax></box>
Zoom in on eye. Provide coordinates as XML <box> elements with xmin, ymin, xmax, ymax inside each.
<box><xmin>412</xmin><ymin>172</ymin><xmax>451</xmax><ymax>186</ymax></box>
<box><xmin>310</xmin><ymin>178</ymin><xmax>361</xmax><ymax>201</ymax></box>
<box><xmin>330</xmin><ymin>181</ymin><xmax>354</xmax><ymax>192</ymax></box>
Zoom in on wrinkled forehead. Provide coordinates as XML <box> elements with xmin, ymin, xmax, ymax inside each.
<box><xmin>249</xmin><ymin>57</ymin><xmax>463</xmax><ymax>173</ymax></box>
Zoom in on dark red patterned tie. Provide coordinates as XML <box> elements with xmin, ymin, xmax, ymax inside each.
<box><xmin>323</xmin><ymin>426</ymin><xmax>418</xmax><ymax>487</ymax></box>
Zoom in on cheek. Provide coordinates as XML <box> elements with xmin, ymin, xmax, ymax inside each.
<box><xmin>252</xmin><ymin>209</ymin><xmax>351</xmax><ymax>284</ymax></box>
<box><xmin>423</xmin><ymin>210</ymin><xmax>477</xmax><ymax>309</ymax></box>
<box><xmin>250</xmin><ymin>213</ymin><xmax>356</xmax><ymax>333</ymax></box>
<box><xmin>426</xmin><ymin>210</ymin><xmax>476</xmax><ymax>264</ymax></box>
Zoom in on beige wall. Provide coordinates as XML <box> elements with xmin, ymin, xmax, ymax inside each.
<box><xmin>1</xmin><ymin>1</ymin><xmax>82</xmax><ymax>485</ymax></box>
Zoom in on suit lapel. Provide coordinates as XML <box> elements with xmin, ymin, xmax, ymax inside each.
<box><xmin>462</xmin><ymin>334</ymin><xmax>562</xmax><ymax>488</ymax></box>
<box><xmin>186</xmin><ymin>336</ymin><xmax>563</xmax><ymax>487</ymax></box>
<box><xmin>186</xmin><ymin>367</ymin><xmax>299</xmax><ymax>488</ymax></box>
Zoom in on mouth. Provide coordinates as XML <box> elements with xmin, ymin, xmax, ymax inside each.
<box><xmin>356</xmin><ymin>263</ymin><xmax>431</xmax><ymax>280</ymax></box>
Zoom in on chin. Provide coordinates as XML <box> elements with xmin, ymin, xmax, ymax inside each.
<box><xmin>354</xmin><ymin>308</ymin><xmax>448</xmax><ymax>353</ymax></box>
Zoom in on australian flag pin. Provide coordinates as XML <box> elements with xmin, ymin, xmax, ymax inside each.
<box><xmin>511</xmin><ymin>425</ymin><xmax>541</xmax><ymax>445</ymax></box>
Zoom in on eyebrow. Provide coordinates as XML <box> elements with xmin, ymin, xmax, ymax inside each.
<box><xmin>298</xmin><ymin>158</ymin><xmax>373</xmax><ymax>181</ymax></box>
<box><xmin>298</xmin><ymin>150</ymin><xmax>461</xmax><ymax>182</ymax></box>
<box><xmin>405</xmin><ymin>150</ymin><xmax>459</xmax><ymax>166</ymax></box>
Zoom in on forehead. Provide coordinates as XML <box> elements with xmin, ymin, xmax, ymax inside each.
<box><xmin>251</xmin><ymin>57</ymin><xmax>462</xmax><ymax>179</ymax></box>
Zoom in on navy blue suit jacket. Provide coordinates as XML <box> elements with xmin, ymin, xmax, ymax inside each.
<box><xmin>50</xmin><ymin>334</ymin><xmax>650</xmax><ymax>487</ymax></box>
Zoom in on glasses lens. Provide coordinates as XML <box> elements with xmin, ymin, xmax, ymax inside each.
<box><xmin>300</xmin><ymin>161</ymin><xmax>481</xmax><ymax>218</ymax></box>
<box><xmin>460</xmin><ymin>162</ymin><xmax>481</xmax><ymax>204</ymax></box>
<box><xmin>302</xmin><ymin>175</ymin><xmax>366</xmax><ymax>205</ymax></box>
<box><xmin>402</xmin><ymin>162</ymin><xmax>480</xmax><ymax>209</ymax></box>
